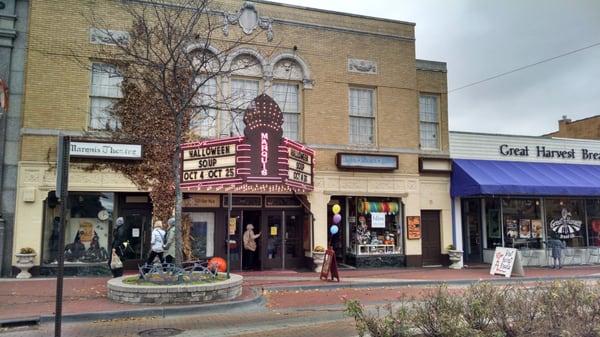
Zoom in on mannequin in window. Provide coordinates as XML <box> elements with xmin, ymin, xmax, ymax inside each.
<box><xmin>64</xmin><ymin>231</ymin><xmax>85</xmax><ymax>262</ymax></box>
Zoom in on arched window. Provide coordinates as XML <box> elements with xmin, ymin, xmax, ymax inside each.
<box><xmin>272</xmin><ymin>58</ymin><xmax>304</xmax><ymax>140</ymax></box>
<box><xmin>190</xmin><ymin>49</ymin><xmax>221</xmax><ymax>139</ymax></box>
<box><xmin>225</xmin><ymin>53</ymin><xmax>264</xmax><ymax>137</ymax></box>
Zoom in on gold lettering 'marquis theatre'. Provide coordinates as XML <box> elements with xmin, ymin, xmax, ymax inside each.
<box><xmin>10</xmin><ymin>0</ymin><xmax>451</xmax><ymax>276</ymax></box>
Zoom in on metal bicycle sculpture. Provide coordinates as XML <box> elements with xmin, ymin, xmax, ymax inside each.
<box><xmin>138</xmin><ymin>260</ymin><xmax>219</xmax><ymax>285</ymax></box>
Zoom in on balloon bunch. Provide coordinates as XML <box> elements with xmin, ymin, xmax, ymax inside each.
<box><xmin>330</xmin><ymin>204</ymin><xmax>341</xmax><ymax>235</ymax></box>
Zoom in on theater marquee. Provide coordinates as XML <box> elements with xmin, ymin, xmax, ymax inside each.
<box><xmin>180</xmin><ymin>94</ymin><xmax>315</xmax><ymax>193</ymax></box>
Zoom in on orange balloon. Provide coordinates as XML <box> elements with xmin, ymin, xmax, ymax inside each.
<box><xmin>208</xmin><ymin>257</ymin><xmax>227</xmax><ymax>272</ymax></box>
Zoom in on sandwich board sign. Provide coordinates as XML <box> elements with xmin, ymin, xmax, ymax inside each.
<box><xmin>490</xmin><ymin>247</ymin><xmax>525</xmax><ymax>278</ymax></box>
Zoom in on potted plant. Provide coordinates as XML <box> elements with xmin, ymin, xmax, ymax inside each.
<box><xmin>15</xmin><ymin>247</ymin><xmax>36</xmax><ymax>279</ymax></box>
<box><xmin>446</xmin><ymin>244</ymin><xmax>463</xmax><ymax>270</ymax></box>
<box><xmin>312</xmin><ymin>245</ymin><xmax>326</xmax><ymax>272</ymax></box>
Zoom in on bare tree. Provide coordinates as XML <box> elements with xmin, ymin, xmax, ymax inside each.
<box><xmin>86</xmin><ymin>0</ymin><xmax>273</xmax><ymax>266</ymax></box>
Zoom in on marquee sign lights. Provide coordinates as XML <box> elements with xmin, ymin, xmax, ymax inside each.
<box><xmin>180</xmin><ymin>94</ymin><xmax>315</xmax><ymax>193</ymax></box>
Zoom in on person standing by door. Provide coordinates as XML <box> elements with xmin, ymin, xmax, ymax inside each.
<box><xmin>146</xmin><ymin>220</ymin><xmax>165</xmax><ymax>265</ymax></box>
<box><xmin>163</xmin><ymin>217</ymin><xmax>176</xmax><ymax>264</ymax></box>
<box><xmin>243</xmin><ymin>224</ymin><xmax>261</xmax><ymax>270</ymax></box>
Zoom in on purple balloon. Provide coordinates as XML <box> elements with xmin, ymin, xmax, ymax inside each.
<box><xmin>333</xmin><ymin>214</ymin><xmax>342</xmax><ymax>224</ymax></box>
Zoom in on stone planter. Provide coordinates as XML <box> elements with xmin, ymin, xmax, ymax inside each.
<box><xmin>448</xmin><ymin>249</ymin><xmax>463</xmax><ymax>269</ymax></box>
<box><xmin>312</xmin><ymin>251</ymin><xmax>325</xmax><ymax>272</ymax></box>
<box><xmin>15</xmin><ymin>253</ymin><xmax>36</xmax><ymax>279</ymax></box>
<box><xmin>107</xmin><ymin>273</ymin><xmax>243</xmax><ymax>305</ymax></box>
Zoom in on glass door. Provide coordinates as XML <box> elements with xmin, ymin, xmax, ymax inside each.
<box><xmin>262</xmin><ymin>211</ymin><xmax>283</xmax><ymax>269</ymax></box>
<box><xmin>120</xmin><ymin>209</ymin><xmax>151</xmax><ymax>269</ymax></box>
<box><xmin>462</xmin><ymin>199</ymin><xmax>482</xmax><ymax>263</ymax></box>
<box><xmin>284</xmin><ymin>212</ymin><xmax>303</xmax><ymax>269</ymax></box>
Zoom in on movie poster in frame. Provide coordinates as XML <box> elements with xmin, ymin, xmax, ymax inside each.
<box><xmin>407</xmin><ymin>216</ymin><xmax>421</xmax><ymax>240</ymax></box>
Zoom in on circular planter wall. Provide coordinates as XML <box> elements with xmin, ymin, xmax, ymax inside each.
<box><xmin>107</xmin><ymin>274</ymin><xmax>243</xmax><ymax>305</ymax></box>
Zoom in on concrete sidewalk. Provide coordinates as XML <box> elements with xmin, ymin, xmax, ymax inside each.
<box><xmin>1</xmin><ymin>265</ymin><xmax>599</xmax><ymax>324</ymax></box>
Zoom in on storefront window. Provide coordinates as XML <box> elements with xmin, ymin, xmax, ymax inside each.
<box><xmin>545</xmin><ymin>198</ymin><xmax>586</xmax><ymax>247</ymax></box>
<box><xmin>351</xmin><ymin>198</ymin><xmax>402</xmax><ymax>255</ymax></box>
<box><xmin>502</xmin><ymin>198</ymin><xmax>542</xmax><ymax>249</ymax></box>
<box><xmin>187</xmin><ymin>212</ymin><xmax>215</xmax><ymax>258</ymax></box>
<box><xmin>42</xmin><ymin>192</ymin><xmax>113</xmax><ymax>265</ymax></box>
<box><xmin>485</xmin><ymin>198</ymin><xmax>502</xmax><ymax>249</ymax></box>
<box><xmin>587</xmin><ymin>199</ymin><xmax>600</xmax><ymax>247</ymax></box>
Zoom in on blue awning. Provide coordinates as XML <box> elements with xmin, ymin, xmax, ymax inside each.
<box><xmin>451</xmin><ymin>159</ymin><xmax>600</xmax><ymax>197</ymax></box>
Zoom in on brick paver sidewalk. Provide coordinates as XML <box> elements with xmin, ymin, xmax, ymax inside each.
<box><xmin>1</xmin><ymin>265</ymin><xmax>599</xmax><ymax>323</ymax></box>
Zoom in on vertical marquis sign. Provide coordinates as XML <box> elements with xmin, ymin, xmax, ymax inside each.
<box><xmin>260</xmin><ymin>133</ymin><xmax>269</xmax><ymax>175</ymax></box>
<box><xmin>242</xmin><ymin>94</ymin><xmax>286</xmax><ymax>184</ymax></box>
<box><xmin>180</xmin><ymin>94</ymin><xmax>314</xmax><ymax>192</ymax></box>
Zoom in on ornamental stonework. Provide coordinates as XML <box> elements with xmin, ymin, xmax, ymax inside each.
<box><xmin>223</xmin><ymin>2</ymin><xmax>273</xmax><ymax>41</ymax></box>
<box><xmin>348</xmin><ymin>58</ymin><xmax>377</xmax><ymax>74</ymax></box>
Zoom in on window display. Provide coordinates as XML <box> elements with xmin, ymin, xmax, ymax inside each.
<box><xmin>42</xmin><ymin>192</ymin><xmax>113</xmax><ymax>265</ymax></box>
<box><xmin>545</xmin><ymin>199</ymin><xmax>585</xmax><ymax>247</ymax></box>
<box><xmin>350</xmin><ymin>198</ymin><xmax>402</xmax><ymax>255</ymax></box>
<box><xmin>501</xmin><ymin>198</ymin><xmax>542</xmax><ymax>249</ymax></box>
<box><xmin>587</xmin><ymin>199</ymin><xmax>600</xmax><ymax>247</ymax></box>
<box><xmin>187</xmin><ymin>212</ymin><xmax>215</xmax><ymax>258</ymax></box>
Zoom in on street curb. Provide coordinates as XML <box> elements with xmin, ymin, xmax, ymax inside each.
<box><xmin>36</xmin><ymin>288</ymin><xmax>265</xmax><ymax>324</ymax></box>
<box><xmin>261</xmin><ymin>274</ymin><xmax>600</xmax><ymax>292</ymax></box>
<box><xmin>7</xmin><ymin>274</ymin><xmax>600</xmax><ymax>325</ymax></box>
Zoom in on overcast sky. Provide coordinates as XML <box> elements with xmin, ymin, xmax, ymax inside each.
<box><xmin>273</xmin><ymin>0</ymin><xmax>600</xmax><ymax>135</ymax></box>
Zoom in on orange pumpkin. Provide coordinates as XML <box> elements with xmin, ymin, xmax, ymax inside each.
<box><xmin>208</xmin><ymin>257</ymin><xmax>227</xmax><ymax>272</ymax></box>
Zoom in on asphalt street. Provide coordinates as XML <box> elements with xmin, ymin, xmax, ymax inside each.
<box><xmin>0</xmin><ymin>305</ymin><xmax>357</xmax><ymax>337</ymax></box>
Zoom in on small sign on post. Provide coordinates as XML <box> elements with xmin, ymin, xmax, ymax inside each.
<box><xmin>319</xmin><ymin>248</ymin><xmax>340</xmax><ymax>282</ymax></box>
<box><xmin>490</xmin><ymin>247</ymin><xmax>525</xmax><ymax>278</ymax></box>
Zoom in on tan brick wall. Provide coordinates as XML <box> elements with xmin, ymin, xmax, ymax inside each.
<box><xmin>21</xmin><ymin>135</ymin><xmax>56</xmax><ymax>162</ymax></box>
<box><xmin>547</xmin><ymin>116</ymin><xmax>600</xmax><ymax>140</ymax></box>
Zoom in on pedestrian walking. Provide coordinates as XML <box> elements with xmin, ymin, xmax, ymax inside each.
<box><xmin>243</xmin><ymin>224</ymin><xmax>261</xmax><ymax>270</ymax></box>
<box><xmin>109</xmin><ymin>217</ymin><xmax>126</xmax><ymax>277</ymax></box>
<box><xmin>146</xmin><ymin>220</ymin><xmax>165</xmax><ymax>265</ymax></box>
<box><xmin>164</xmin><ymin>217</ymin><xmax>176</xmax><ymax>264</ymax></box>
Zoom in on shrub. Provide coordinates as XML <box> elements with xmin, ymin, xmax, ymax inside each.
<box><xmin>345</xmin><ymin>280</ymin><xmax>600</xmax><ymax>337</ymax></box>
<box><xmin>412</xmin><ymin>285</ymin><xmax>474</xmax><ymax>337</ymax></box>
<box><xmin>19</xmin><ymin>247</ymin><xmax>35</xmax><ymax>254</ymax></box>
<box><xmin>345</xmin><ymin>299</ymin><xmax>412</xmax><ymax>337</ymax></box>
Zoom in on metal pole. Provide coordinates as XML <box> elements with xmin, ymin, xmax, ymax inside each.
<box><xmin>55</xmin><ymin>135</ymin><xmax>70</xmax><ymax>337</ymax></box>
<box><xmin>226</xmin><ymin>193</ymin><xmax>232</xmax><ymax>278</ymax></box>
<box><xmin>282</xmin><ymin>210</ymin><xmax>286</xmax><ymax>270</ymax></box>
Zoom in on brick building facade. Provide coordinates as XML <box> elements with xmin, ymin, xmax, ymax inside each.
<box><xmin>11</xmin><ymin>0</ymin><xmax>450</xmax><ymax>275</ymax></box>
<box><xmin>546</xmin><ymin>115</ymin><xmax>600</xmax><ymax>140</ymax></box>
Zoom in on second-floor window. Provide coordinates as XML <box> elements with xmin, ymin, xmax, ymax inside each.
<box><xmin>349</xmin><ymin>88</ymin><xmax>375</xmax><ymax>145</ymax></box>
<box><xmin>419</xmin><ymin>95</ymin><xmax>439</xmax><ymax>149</ymax></box>
<box><xmin>191</xmin><ymin>76</ymin><xmax>218</xmax><ymax>139</ymax></box>
<box><xmin>89</xmin><ymin>63</ymin><xmax>122</xmax><ymax>130</ymax></box>
<box><xmin>273</xmin><ymin>83</ymin><xmax>300</xmax><ymax>140</ymax></box>
<box><xmin>227</xmin><ymin>78</ymin><xmax>259</xmax><ymax>136</ymax></box>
